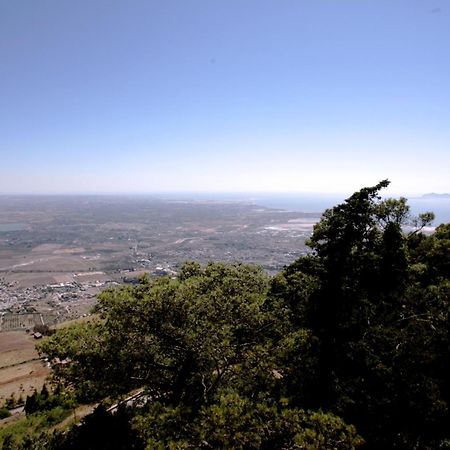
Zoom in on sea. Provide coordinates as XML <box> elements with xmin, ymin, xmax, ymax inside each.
<box><xmin>248</xmin><ymin>195</ymin><xmax>450</xmax><ymax>227</ymax></box>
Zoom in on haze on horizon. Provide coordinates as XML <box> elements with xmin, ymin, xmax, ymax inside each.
<box><xmin>1</xmin><ymin>1</ymin><xmax>449</xmax><ymax>197</ymax></box>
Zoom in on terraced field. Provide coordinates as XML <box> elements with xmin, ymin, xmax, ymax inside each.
<box><xmin>0</xmin><ymin>331</ymin><xmax>49</xmax><ymax>405</ymax></box>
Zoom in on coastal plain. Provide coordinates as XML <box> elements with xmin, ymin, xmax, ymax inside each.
<box><xmin>0</xmin><ymin>195</ymin><xmax>320</xmax><ymax>287</ymax></box>
<box><xmin>0</xmin><ymin>195</ymin><xmax>320</xmax><ymax>409</ymax></box>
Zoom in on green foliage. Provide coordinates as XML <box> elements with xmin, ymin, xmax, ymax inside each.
<box><xmin>122</xmin><ymin>392</ymin><xmax>363</xmax><ymax>449</ymax></box>
<box><xmin>275</xmin><ymin>180</ymin><xmax>449</xmax><ymax>448</ymax></box>
<box><xmin>33</xmin><ymin>324</ymin><xmax>55</xmax><ymax>336</ymax></box>
<box><xmin>40</xmin><ymin>263</ymin><xmax>280</xmax><ymax>406</ymax></box>
<box><xmin>38</xmin><ymin>261</ymin><xmax>361</xmax><ymax>448</ymax></box>
<box><xmin>41</xmin><ymin>404</ymin><xmax>145</xmax><ymax>450</ymax></box>
<box><xmin>38</xmin><ymin>321</ymin><xmax>112</xmax><ymax>401</ymax></box>
<box><xmin>5</xmin><ymin>393</ymin><xmax>16</xmax><ymax>410</ymax></box>
<box><xmin>24</xmin><ymin>385</ymin><xmax>76</xmax><ymax>415</ymax></box>
<box><xmin>192</xmin><ymin>392</ymin><xmax>363</xmax><ymax>449</ymax></box>
<box><xmin>35</xmin><ymin>181</ymin><xmax>449</xmax><ymax>449</ymax></box>
<box><xmin>0</xmin><ymin>406</ymin><xmax>72</xmax><ymax>449</ymax></box>
<box><xmin>0</xmin><ymin>407</ymin><xmax>12</xmax><ymax>419</ymax></box>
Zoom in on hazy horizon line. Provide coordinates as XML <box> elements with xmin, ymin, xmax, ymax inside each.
<box><xmin>0</xmin><ymin>190</ymin><xmax>447</xmax><ymax>199</ymax></box>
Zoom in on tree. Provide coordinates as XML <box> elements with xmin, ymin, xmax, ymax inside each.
<box><xmin>5</xmin><ymin>393</ymin><xmax>16</xmax><ymax>410</ymax></box>
<box><xmin>39</xmin><ymin>262</ymin><xmax>362</xmax><ymax>449</ymax></box>
<box><xmin>40</xmin><ymin>263</ymin><xmax>279</xmax><ymax>405</ymax></box>
<box><xmin>274</xmin><ymin>180</ymin><xmax>448</xmax><ymax>448</ymax></box>
<box><xmin>24</xmin><ymin>390</ymin><xmax>38</xmax><ymax>415</ymax></box>
<box><xmin>37</xmin><ymin>182</ymin><xmax>448</xmax><ymax>449</ymax></box>
<box><xmin>134</xmin><ymin>392</ymin><xmax>363</xmax><ymax>449</ymax></box>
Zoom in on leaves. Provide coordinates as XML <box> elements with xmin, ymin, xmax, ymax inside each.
<box><xmin>35</xmin><ymin>182</ymin><xmax>449</xmax><ymax>449</ymax></box>
<box><xmin>277</xmin><ymin>181</ymin><xmax>449</xmax><ymax>448</ymax></box>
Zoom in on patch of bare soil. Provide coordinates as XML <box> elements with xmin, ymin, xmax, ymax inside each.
<box><xmin>0</xmin><ymin>331</ymin><xmax>50</xmax><ymax>404</ymax></box>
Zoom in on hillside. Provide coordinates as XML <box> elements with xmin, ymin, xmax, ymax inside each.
<box><xmin>1</xmin><ymin>181</ymin><xmax>448</xmax><ymax>449</ymax></box>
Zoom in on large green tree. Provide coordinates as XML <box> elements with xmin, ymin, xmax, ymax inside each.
<box><xmin>272</xmin><ymin>180</ymin><xmax>449</xmax><ymax>448</ymax></box>
<box><xmin>35</xmin><ymin>181</ymin><xmax>448</xmax><ymax>449</ymax></box>
<box><xmin>40</xmin><ymin>263</ymin><xmax>280</xmax><ymax>404</ymax></box>
<box><xmin>39</xmin><ymin>262</ymin><xmax>361</xmax><ymax>449</ymax></box>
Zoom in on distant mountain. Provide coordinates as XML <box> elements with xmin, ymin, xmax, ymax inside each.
<box><xmin>422</xmin><ymin>193</ymin><xmax>450</xmax><ymax>199</ymax></box>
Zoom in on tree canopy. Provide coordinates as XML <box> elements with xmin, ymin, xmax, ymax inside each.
<box><xmin>24</xmin><ymin>180</ymin><xmax>449</xmax><ymax>450</ymax></box>
<box><xmin>271</xmin><ymin>180</ymin><xmax>449</xmax><ymax>448</ymax></box>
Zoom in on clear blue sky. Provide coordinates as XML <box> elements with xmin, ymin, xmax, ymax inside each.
<box><xmin>1</xmin><ymin>1</ymin><xmax>449</xmax><ymax>195</ymax></box>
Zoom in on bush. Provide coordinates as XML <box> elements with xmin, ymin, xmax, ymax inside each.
<box><xmin>33</xmin><ymin>324</ymin><xmax>55</xmax><ymax>336</ymax></box>
<box><xmin>0</xmin><ymin>407</ymin><xmax>11</xmax><ymax>419</ymax></box>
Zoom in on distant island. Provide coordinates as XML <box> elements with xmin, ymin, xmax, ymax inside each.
<box><xmin>422</xmin><ymin>193</ymin><xmax>450</xmax><ymax>199</ymax></box>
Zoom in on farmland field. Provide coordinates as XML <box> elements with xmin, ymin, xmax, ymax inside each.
<box><xmin>0</xmin><ymin>331</ymin><xmax>49</xmax><ymax>404</ymax></box>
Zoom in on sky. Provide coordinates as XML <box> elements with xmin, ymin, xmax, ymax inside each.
<box><xmin>1</xmin><ymin>0</ymin><xmax>449</xmax><ymax>196</ymax></box>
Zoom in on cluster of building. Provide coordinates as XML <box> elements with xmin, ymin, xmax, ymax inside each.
<box><xmin>0</xmin><ymin>278</ymin><xmax>105</xmax><ymax>331</ymax></box>
<box><xmin>0</xmin><ymin>262</ymin><xmax>181</xmax><ymax>332</ymax></box>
